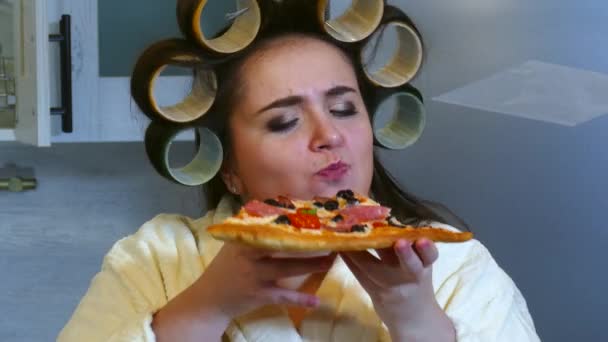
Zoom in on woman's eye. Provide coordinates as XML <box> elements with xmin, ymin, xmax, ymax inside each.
<box><xmin>266</xmin><ymin>117</ymin><xmax>298</xmax><ymax>132</ymax></box>
<box><xmin>330</xmin><ymin>102</ymin><xmax>358</xmax><ymax>117</ymax></box>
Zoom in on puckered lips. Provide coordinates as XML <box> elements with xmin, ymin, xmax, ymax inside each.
<box><xmin>315</xmin><ymin>160</ymin><xmax>350</xmax><ymax>181</ymax></box>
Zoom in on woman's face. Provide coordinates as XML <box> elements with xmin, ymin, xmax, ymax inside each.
<box><xmin>223</xmin><ymin>35</ymin><xmax>374</xmax><ymax>201</ymax></box>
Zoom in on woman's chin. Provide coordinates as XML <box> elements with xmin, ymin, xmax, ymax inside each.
<box><xmin>309</xmin><ymin>184</ymin><xmax>352</xmax><ymax>198</ymax></box>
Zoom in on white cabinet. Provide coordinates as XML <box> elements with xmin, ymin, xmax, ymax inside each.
<box><xmin>1</xmin><ymin>0</ymin><xmax>199</xmax><ymax>146</ymax></box>
<box><xmin>0</xmin><ymin>0</ymin><xmax>51</xmax><ymax>146</ymax></box>
<box><xmin>48</xmin><ymin>0</ymin><xmax>221</xmax><ymax>143</ymax></box>
<box><xmin>47</xmin><ymin>0</ymin><xmax>150</xmax><ymax>143</ymax></box>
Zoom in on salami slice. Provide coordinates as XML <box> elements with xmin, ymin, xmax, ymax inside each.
<box><xmin>339</xmin><ymin>205</ymin><xmax>390</xmax><ymax>221</ymax></box>
<box><xmin>244</xmin><ymin>200</ymin><xmax>286</xmax><ymax>217</ymax></box>
<box><xmin>331</xmin><ymin>216</ymin><xmax>360</xmax><ymax>231</ymax></box>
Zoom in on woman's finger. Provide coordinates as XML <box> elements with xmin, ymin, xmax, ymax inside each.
<box><xmin>394</xmin><ymin>239</ymin><xmax>424</xmax><ymax>275</ymax></box>
<box><xmin>231</xmin><ymin>243</ymin><xmax>275</xmax><ymax>259</ymax></box>
<box><xmin>342</xmin><ymin>250</ymin><xmax>396</xmax><ymax>286</ymax></box>
<box><xmin>259</xmin><ymin>287</ymin><xmax>320</xmax><ymax>308</ymax></box>
<box><xmin>257</xmin><ymin>255</ymin><xmax>335</xmax><ymax>280</ymax></box>
<box><xmin>376</xmin><ymin>248</ymin><xmax>400</xmax><ymax>266</ymax></box>
<box><xmin>413</xmin><ymin>239</ymin><xmax>439</xmax><ymax>267</ymax></box>
<box><xmin>341</xmin><ymin>253</ymin><xmax>382</xmax><ymax>292</ymax></box>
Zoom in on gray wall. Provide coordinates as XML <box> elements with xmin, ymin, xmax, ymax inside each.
<box><xmin>391</xmin><ymin>0</ymin><xmax>608</xmax><ymax>340</ymax></box>
<box><xmin>378</xmin><ymin>103</ymin><xmax>608</xmax><ymax>342</ymax></box>
<box><xmin>0</xmin><ymin>142</ymin><xmax>201</xmax><ymax>342</ymax></box>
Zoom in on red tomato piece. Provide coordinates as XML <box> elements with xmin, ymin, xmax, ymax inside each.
<box><xmin>372</xmin><ymin>221</ymin><xmax>388</xmax><ymax>228</ymax></box>
<box><xmin>287</xmin><ymin>213</ymin><xmax>321</xmax><ymax>229</ymax></box>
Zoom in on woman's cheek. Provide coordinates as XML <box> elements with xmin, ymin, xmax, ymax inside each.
<box><xmin>261</xmin><ymin>140</ymin><xmax>306</xmax><ymax>176</ymax></box>
<box><xmin>349</xmin><ymin>123</ymin><xmax>373</xmax><ymax>153</ymax></box>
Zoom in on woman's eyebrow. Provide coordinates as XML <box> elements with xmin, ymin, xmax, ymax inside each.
<box><xmin>325</xmin><ymin>85</ymin><xmax>356</xmax><ymax>97</ymax></box>
<box><xmin>256</xmin><ymin>95</ymin><xmax>303</xmax><ymax>115</ymax></box>
<box><xmin>255</xmin><ymin>85</ymin><xmax>357</xmax><ymax>115</ymax></box>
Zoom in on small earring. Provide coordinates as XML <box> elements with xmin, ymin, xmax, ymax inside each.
<box><xmin>229</xmin><ymin>184</ymin><xmax>239</xmax><ymax>195</ymax></box>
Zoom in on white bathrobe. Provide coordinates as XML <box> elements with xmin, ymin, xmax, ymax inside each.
<box><xmin>57</xmin><ymin>196</ymin><xmax>540</xmax><ymax>341</ymax></box>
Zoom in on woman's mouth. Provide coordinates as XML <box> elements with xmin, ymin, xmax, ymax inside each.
<box><xmin>315</xmin><ymin>161</ymin><xmax>350</xmax><ymax>181</ymax></box>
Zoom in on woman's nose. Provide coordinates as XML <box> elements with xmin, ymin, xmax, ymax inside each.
<box><xmin>309</xmin><ymin>114</ymin><xmax>345</xmax><ymax>151</ymax></box>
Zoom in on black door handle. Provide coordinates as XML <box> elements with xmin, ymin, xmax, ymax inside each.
<box><xmin>49</xmin><ymin>15</ymin><xmax>73</xmax><ymax>133</ymax></box>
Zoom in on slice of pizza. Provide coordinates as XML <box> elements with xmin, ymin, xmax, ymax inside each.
<box><xmin>207</xmin><ymin>189</ymin><xmax>473</xmax><ymax>251</ymax></box>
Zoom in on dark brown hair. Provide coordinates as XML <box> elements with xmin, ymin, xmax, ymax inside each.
<box><xmin>190</xmin><ymin>0</ymin><xmax>470</xmax><ymax>230</ymax></box>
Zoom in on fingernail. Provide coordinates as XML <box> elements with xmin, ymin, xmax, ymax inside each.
<box><xmin>396</xmin><ymin>239</ymin><xmax>409</xmax><ymax>251</ymax></box>
<box><xmin>417</xmin><ymin>239</ymin><xmax>431</xmax><ymax>249</ymax></box>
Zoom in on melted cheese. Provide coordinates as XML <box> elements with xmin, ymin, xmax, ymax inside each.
<box><xmin>225</xmin><ymin>215</ymin><xmax>278</xmax><ymax>225</ymax></box>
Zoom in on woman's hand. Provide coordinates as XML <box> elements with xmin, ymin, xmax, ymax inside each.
<box><xmin>197</xmin><ymin>243</ymin><xmax>335</xmax><ymax>318</ymax></box>
<box><xmin>342</xmin><ymin>239</ymin><xmax>455</xmax><ymax>342</ymax></box>
<box><xmin>153</xmin><ymin>243</ymin><xmax>335</xmax><ymax>341</ymax></box>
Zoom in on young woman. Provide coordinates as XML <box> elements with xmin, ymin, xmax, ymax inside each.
<box><xmin>58</xmin><ymin>1</ymin><xmax>540</xmax><ymax>341</ymax></box>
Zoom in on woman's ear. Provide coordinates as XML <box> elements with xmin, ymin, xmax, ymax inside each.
<box><xmin>220</xmin><ymin>158</ymin><xmax>244</xmax><ymax>195</ymax></box>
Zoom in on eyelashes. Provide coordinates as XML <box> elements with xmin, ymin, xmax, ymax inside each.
<box><xmin>267</xmin><ymin>117</ymin><xmax>298</xmax><ymax>132</ymax></box>
<box><xmin>266</xmin><ymin>102</ymin><xmax>359</xmax><ymax>133</ymax></box>
<box><xmin>330</xmin><ymin>103</ymin><xmax>358</xmax><ymax>117</ymax></box>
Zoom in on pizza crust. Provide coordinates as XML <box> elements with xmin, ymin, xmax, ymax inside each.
<box><xmin>207</xmin><ymin>222</ymin><xmax>474</xmax><ymax>251</ymax></box>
